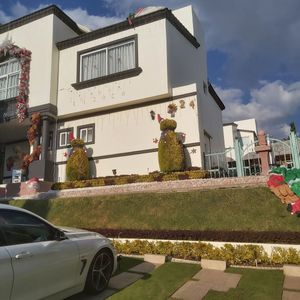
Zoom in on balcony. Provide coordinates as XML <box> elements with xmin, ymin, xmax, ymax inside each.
<box><xmin>0</xmin><ymin>98</ymin><xmax>17</xmax><ymax>123</ymax></box>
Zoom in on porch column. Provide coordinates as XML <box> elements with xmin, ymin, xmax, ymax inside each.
<box><xmin>41</xmin><ymin>115</ymin><xmax>50</xmax><ymax>160</ymax></box>
<box><xmin>255</xmin><ymin>130</ymin><xmax>271</xmax><ymax>176</ymax></box>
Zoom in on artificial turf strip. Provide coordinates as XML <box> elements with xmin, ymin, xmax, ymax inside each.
<box><xmin>204</xmin><ymin>268</ymin><xmax>283</xmax><ymax>300</ymax></box>
<box><xmin>8</xmin><ymin>187</ymin><xmax>300</xmax><ymax>232</ymax></box>
<box><xmin>109</xmin><ymin>262</ymin><xmax>200</xmax><ymax>300</ymax></box>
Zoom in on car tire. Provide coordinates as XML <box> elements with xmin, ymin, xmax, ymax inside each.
<box><xmin>84</xmin><ymin>248</ymin><xmax>114</xmax><ymax>294</ymax></box>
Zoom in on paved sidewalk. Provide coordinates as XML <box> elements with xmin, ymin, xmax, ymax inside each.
<box><xmin>282</xmin><ymin>275</ymin><xmax>300</xmax><ymax>300</ymax></box>
<box><xmin>172</xmin><ymin>269</ymin><xmax>241</xmax><ymax>300</ymax></box>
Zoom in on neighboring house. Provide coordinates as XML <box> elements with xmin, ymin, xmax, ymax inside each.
<box><xmin>223</xmin><ymin>118</ymin><xmax>258</xmax><ymax>160</ymax></box>
<box><xmin>0</xmin><ymin>5</ymin><xmax>225</xmax><ymax>183</ymax></box>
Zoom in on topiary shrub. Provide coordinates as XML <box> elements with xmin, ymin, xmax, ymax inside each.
<box><xmin>158</xmin><ymin>119</ymin><xmax>185</xmax><ymax>172</ymax></box>
<box><xmin>66</xmin><ymin>138</ymin><xmax>89</xmax><ymax>181</ymax></box>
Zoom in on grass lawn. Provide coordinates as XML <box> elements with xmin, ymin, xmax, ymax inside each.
<box><xmin>109</xmin><ymin>262</ymin><xmax>200</xmax><ymax>300</ymax></box>
<box><xmin>204</xmin><ymin>268</ymin><xmax>283</xmax><ymax>300</ymax></box>
<box><xmin>7</xmin><ymin>186</ymin><xmax>299</xmax><ymax>231</ymax></box>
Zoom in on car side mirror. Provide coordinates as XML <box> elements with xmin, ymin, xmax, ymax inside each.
<box><xmin>55</xmin><ymin>229</ymin><xmax>68</xmax><ymax>241</ymax></box>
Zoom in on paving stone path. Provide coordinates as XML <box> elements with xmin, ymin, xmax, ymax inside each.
<box><xmin>172</xmin><ymin>269</ymin><xmax>242</xmax><ymax>300</ymax></box>
<box><xmin>282</xmin><ymin>275</ymin><xmax>300</xmax><ymax>300</ymax></box>
<box><xmin>67</xmin><ymin>261</ymin><xmax>160</xmax><ymax>300</ymax></box>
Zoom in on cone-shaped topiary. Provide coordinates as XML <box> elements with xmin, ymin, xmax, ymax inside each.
<box><xmin>158</xmin><ymin>119</ymin><xmax>185</xmax><ymax>172</ymax></box>
<box><xmin>66</xmin><ymin>138</ymin><xmax>89</xmax><ymax>181</ymax></box>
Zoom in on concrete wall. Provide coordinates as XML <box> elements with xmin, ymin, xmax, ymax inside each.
<box><xmin>57</xmin><ymin>19</ymin><xmax>169</xmax><ymax>117</ymax></box>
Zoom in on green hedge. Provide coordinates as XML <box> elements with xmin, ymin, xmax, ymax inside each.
<box><xmin>112</xmin><ymin>240</ymin><xmax>300</xmax><ymax>266</ymax></box>
<box><xmin>52</xmin><ymin>169</ymin><xmax>209</xmax><ymax>190</ymax></box>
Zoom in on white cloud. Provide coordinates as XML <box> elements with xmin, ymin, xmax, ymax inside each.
<box><xmin>216</xmin><ymin>81</ymin><xmax>300</xmax><ymax>138</ymax></box>
<box><xmin>0</xmin><ymin>10</ymin><xmax>11</xmax><ymax>24</ymax></box>
<box><xmin>64</xmin><ymin>7</ymin><xmax>122</xmax><ymax>30</ymax></box>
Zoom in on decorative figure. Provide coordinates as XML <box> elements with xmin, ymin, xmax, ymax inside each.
<box><xmin>26</xmin><ymin>177</ymin><xmax>40</xmax><ymax>191</ymax></box>
<box><xmin>150</xmin><ymin>110</ymin><xmax>156</xmax><ymax>120</ymax></box>
<box><xmin>153</xmin><ymin>138</ymin><xmax>158</xmax><ymax>144</ymax></box>
<box><xmin>157</xmin><ymin>114</ymin><xmax>164</xmax><ymax>123</ymax></box>
<box><xmin>191</xmin><ymin>148</ymin><xmax>197</xmax><ymax>154</ymax></box>
<box><xmin>167</xmin><ymin>103</ymin><xmax>177</xmax><ymax>118</ymax></box>
<box><xmin>112</xmin><ymin>169</ymin><xmax>117</xmax><ymax>176</ymax></box>
<box><xmin>179</xmin><ymin>100</ymin><xmax>185</xmax><ymax>109</ymax></box>
<box><xmin>158</xmin><ymin>119</ymin><xmax>185</xmax><ymax>172</ymax></box>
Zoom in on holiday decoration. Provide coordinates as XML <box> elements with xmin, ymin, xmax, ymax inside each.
<box><xmin>150</xmin><ymin>110</ymin><xmax>156</xmax><ymax>120</ymax></box>
<box><xmin>26</xmin><ymin>177</ymin><xmax>40</xmax><ymax>191</ymax></box>
<box><xmin>27</xmin><ymin>113</ymin><xmax>41</xmax><ymax>145</ymax></box>
<box><xmin>0</xmin><ymin>42</ymin><xmax>31</xmax><ymax>123</ymax></box>
<box><xmin>158</xmin><ymin>119</ymin><xmax>185</xmax><ymax>172</ymax></box>
<box><xmin>267</xmin><ymin>167</ymin><xmax>300</xmax><ymax>216</ymax></box>
<box><xmin>157</xmin><ymin>114</ymin><xmax>164</xmax><ymax>123</ymax></box>
<box><xmin>21</xmin><ymin>145</ymin><xmax>41</xmax><ymax>172</ymax></box>
<box><xmin>167</xmin><ymin>103</ymin><xmax>177</xmax><ymax>117</ymax></box>
<box><xmin>153</xmin><ymin>138</ymin><xmax>158</xmax><ymax>144</ymax></box>
<box><xmin>66</xmin><ymin>139</ymin><xmax>89</xmax><ymax>181</ymax></box>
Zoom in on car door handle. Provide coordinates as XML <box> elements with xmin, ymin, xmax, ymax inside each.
<box><xmin>15</xmin><ymin>251</ymin><xmax>33</xmax><ymax>259</ymax></box>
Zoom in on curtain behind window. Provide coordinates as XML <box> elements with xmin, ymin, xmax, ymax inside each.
<box><xmin>108</xmin><ymin>42</ymin><xmax>135</xmax><ymax>75</ymax></box>
<box><xmin>81</xmin><ymin>50</ymin><xmax>106</xmax><ymax>81</ymax></box>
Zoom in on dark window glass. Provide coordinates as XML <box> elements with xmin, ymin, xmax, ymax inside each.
<box><xmin>0</xmin><ymin>209</ymin><xmax>55</xmax><ymax>246</ymax></box>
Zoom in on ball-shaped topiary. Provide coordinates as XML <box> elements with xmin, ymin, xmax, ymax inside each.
<box><xmin>66</xmin><ymin>139</ymin><xmax>89</xmax><ymax>181</ymax></box>
<box><xmin>158</xmin><ymin>119</ymin><xmax>185</xmax><ymax>172</ymax></box>
<box><xmin>160</xmin><ymin>119</ymin><xmax>177</xmax><ymax>131</ymax></box>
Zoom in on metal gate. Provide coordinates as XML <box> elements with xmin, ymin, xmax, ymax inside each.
<box><xmin>204</xmin><ymin>130</ymin><xmax>300</xmax><ymax>178</ymax></box>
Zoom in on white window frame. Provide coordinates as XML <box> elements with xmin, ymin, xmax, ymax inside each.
<box><xmin>79</xmin><ymin>39</ymin><xmax>135</xmax><ymax>82</ymax></box>
<box><xmin>0</xmin><ymin>58</ymin><xmax>21</xmax><ymax>101</ymax></box>
<box><xmin>58</xmin><ymin>130</ymin><xmax>72</xmax><ymax>148</ymax></box>
<box><xmin>79</xmin><ymin>127</ymin><xmax>93</xmax><ymax>143</ymax></box>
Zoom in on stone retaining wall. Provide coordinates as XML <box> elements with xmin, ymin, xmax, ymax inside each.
<box><xmin>30</xmin><ymin>175</ymin><xmax>268</xmax><ymax>200</ymax></box>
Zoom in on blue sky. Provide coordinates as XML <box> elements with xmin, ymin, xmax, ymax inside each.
<box><xmin>1</xmin><ymin>0</ymin><xmax>300</xmax><ymax>138</ymax></box>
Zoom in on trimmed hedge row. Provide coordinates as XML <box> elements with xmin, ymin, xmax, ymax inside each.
<box><xmin>112</xmin><ymin>240</ymin><xmax>300</xmax><ymax>266</ymax></box>
<box><xmin>90</xmin><ymin>229</ymin><xmax>300</xmax><ymax>245</ymax></box>
<box><xmin>52</xmin><ymin>169</ymin><xmax>208</xmax><ymax>190</ymax></box>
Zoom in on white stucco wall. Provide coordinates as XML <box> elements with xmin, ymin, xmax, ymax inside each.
<box><xmin>0</xmin><ymin>14</ymin><xmax>78</xmax><ymax>109</ymax></box>
<box><xmin>169</xmin><ymin>6</ymin><xmax>224</xmax><ymax>155</ymax></box>
<box><xmin>57</xmin><ymin>19</ymin><xmax>169</xmax><ymax>117</ymax></box>
<box><xmin>235</xmin><ymin>119</ymin><xmax>258</xmax><ymax>134</ymax></box>
<box><xmin>54</xmin><ymin>93</ymin><xmax>201</xmax><ymax>181</ymax></box>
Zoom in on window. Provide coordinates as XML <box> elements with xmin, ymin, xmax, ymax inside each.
<box><xmin>57</xmin><ymin>128</ymin><xmax>73</xmax><ymax>149</ymax></box>
<box><xmin>77</xmin><ymin>124</ymin><xmax>95</xmax><ymax>145</ymax></box>
<box><xmin>0</xmin><ymin>209</ymin><xmax>55</xmax><ymax>246</ymax></box>
<box><xmin>80</xmin><ymin>38</ymin><xmax>136</xmax><ymax>82</ymax></box>
<box><xmin>0</xmin><ymin>58</ymin><xmax>21</xmax><ymax>101</ymax></box>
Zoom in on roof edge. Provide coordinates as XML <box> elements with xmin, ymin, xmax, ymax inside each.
<box><xmin>0</xmin><ymin>5</ymin><xmax>83</xmax><ymax>35</ymax></box>
<box><xmin>208</xmin><ymin>83</ymin><xmax>225</xmax><ymax>111</ymax></box>
<box><xmin>57</xmin><ymin>8</ymin><xmax>200</xmax><ymax>50</ymax></box>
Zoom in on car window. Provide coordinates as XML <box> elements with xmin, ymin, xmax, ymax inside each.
<box><xmin>0</xmin><ymin>230</ymin><xmax>5</xmax><ymax>246</ymax></box>
<box><xmin>0</xmin><ymin>209</ymin><xmax>55</xmax><ymax>246</ymax></box>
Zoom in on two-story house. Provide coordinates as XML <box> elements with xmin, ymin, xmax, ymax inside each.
<box><xmin>0</xmin><ymin>5</ymin><xmax>225</xmax><ymax>183</ymax></box>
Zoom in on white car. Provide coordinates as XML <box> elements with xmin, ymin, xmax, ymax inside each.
<box><xmin>0</xmin><ymin>204</ymin><xmax>117</xmax><ymax>300</ymax></box>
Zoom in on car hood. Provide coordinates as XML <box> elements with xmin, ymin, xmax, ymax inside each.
<box><xmin>58</xmin><ymin>226</ymin><xmax>106</xmax><ymax>240</ymax></box>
